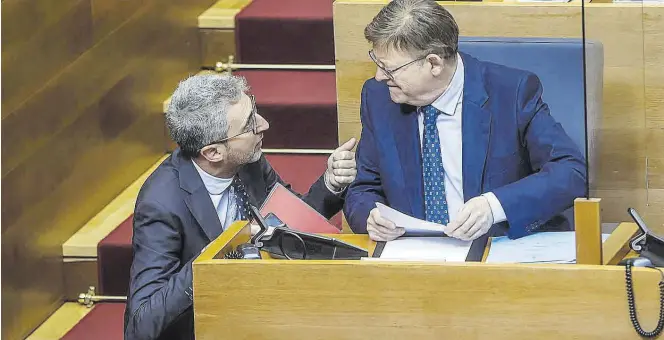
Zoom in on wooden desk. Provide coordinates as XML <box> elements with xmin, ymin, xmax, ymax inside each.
<box><xmin>192</xmin><ymin>221</ymin><xmax>660</xmax><ymax>339</ymax></box>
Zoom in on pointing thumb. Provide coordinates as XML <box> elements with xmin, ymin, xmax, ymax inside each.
<box><xmin>338</xmin><ymin>137</ymin><xmax>357</xmax><ymax>151</ymax></box>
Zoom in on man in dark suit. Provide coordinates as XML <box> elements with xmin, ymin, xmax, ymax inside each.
<box><xmin>124</xmin><ymin>74</ymin><xmax>357</xmax><ymax>340</ymax></box>
<box><xmin>344</xmin><ymin>0</ymin><xmax>586</xmax><ymax>249</ymax></box>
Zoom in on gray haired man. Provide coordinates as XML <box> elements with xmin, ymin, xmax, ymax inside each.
<box><xmin>124</xmin><ymin>73</ymin><xmax>357</xmax><ymax>340</ymax></box>
<box><xmin>344</xmin><ymin>0</ymin><xmax>586</xmax><ymax>248</ymax></box>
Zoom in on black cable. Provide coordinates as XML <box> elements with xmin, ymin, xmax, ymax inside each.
<box><xmin>625</xmin><ymin>262</ymin><xmax>664</xmax><ymax>338</ymax></box>
<box><xmin>279</xmin><ymin>230</ymin><xmax>307</xmax><ymax>260</ymax></box>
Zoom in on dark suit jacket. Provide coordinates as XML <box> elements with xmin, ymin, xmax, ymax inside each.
<box><xmin>124</xmin><ymin>148</ymin><xmax>343</xmax><ymax>340</ymax></box>
<box><xmin>344</xmin><ymin>52</ymin><xmax>587</xmax><ymax>254</ymax></box>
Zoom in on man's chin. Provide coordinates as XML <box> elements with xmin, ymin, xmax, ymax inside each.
<box><xmin>388</xmin><ymin>87</ymin><xmax>406</xmax><ymax>103</ymax></box>
<box><xmin>250</xmin><ymin>149</ymin><xmax>262</xmax><ymax>163</ymax></box>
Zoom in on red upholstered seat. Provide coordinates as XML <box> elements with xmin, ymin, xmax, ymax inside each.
<box><xmin>236</xmin><ymin>70</ymin><xmax>338</xmax><ymax>149</ymax></box>
<box><xmin>96</xmin><ymin>154</ymin><xmax>341</xmax><ymax>297</ymax></box>
<box><xmin>61</xmin><ymin>303</ymin><xmax>126</xmax><ymax>340</ymax></box>
<box><xmin>98</xmin><ymin>215</ymin><xmax>133</xmax><ymax>296</ymax></box>
<box><xmin>265</xmin><ymin>154</ymin><xmax>329</xmax><ymax>193</ymax></box>
<box><xmin>235</xmin><ymin>0</ymin><xmax>334</xmax><ymax>64</ymax></box>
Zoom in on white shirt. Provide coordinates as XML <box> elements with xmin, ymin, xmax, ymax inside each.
<box><xmin>191</xmin><ymin>160</ymin><xmax>237</xmax><ymax>230</ymax></box>
<box><xmin>417</xmin><ymin>54</ymin><xmax>506</xmax><ymax>224</ymax></box>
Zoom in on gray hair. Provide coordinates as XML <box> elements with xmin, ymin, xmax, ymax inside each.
<box><xmin>364</xmin><ymin>0</ymin><xmax>458</xmax><ymax>60</ymax></box>
<box><xmin>165</xmin><ymin>73</ymin><xmax>249</xmax><ymax>157</ymax></box>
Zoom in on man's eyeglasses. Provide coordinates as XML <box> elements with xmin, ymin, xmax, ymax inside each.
<box><xmin>368</xmin><ymin>50</ymin><xmax>426</xmax><ymax>82</ymax></box>
<box><xmin>206</xmin><ymin>94</ymin><xmax>258</xmax><ymax>146</ymax></box>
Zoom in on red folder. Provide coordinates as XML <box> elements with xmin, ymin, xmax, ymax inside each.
<box><xmin>260</xmin><ymin>182</ymin><xmax>341</xmax><ymax>234</ymax></box>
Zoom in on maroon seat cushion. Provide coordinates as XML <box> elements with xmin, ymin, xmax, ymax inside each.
<box><xmin>61</xmin><ymin>303</ymin><xmax>126</xmax><ymax>340</ymax></box>
<box><xmin>97</xmin><ymin>215</ymin><xmax>133</xmax><ymax>296</ymax></box>
<box><xmin>235</xmin><ymin>0</ymin><xmax>334</xmax><ymax>64</ymax></box>
<box><xmin>237</xmin><ymin>70</ymin><xmax>338</xmax><ymax>149</ymax></box>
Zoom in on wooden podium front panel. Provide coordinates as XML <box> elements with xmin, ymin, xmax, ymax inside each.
<box><xmin>193</xmin><ymin>259</ymin><xmax>661</xmax><ymax>339</ymax></box>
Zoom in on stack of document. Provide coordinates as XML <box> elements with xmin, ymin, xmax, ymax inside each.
<box><xmin>376</xmin><ymin>203</ymin><xmax>446</xmax><ymax>236</ymax></box>
<box><xmin>378</xmin><ymin>237</ymin><xmax>472</xmax><ymax>262</ymax></box>
<box><xmin>485</xmin><ymin>232</ymin><xmax>610</xmax><ymax>264</ymax></box>
<box><xmin>369</xmin><ymin>204</ymin><xmax>608</xmax><ymax>264</ymax></box>
<box><xmin>373</xmin><ymin>203</ymin><xmax>471</xmax><ymax>261</ymax></box>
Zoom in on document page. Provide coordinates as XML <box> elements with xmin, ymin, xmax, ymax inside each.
<box><xmin>485</xmin><ymin>232</ymin><xmax>610</xmax><ymax>264</ymax></box>
<box><xmin>379</xmin><ymin>237</ymin><xmax>472</xmax><ymax>262</ymax></box>
<box><xmin>376</xmin><ymin>203</ymin><xmax>446</xmax><ymax>236</ymax></box>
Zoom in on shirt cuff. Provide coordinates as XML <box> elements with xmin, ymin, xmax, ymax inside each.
<box><xmin>482</xmin><ymin>192</ymin><xmax>507</xmax><ymax>224</ymax></box>
<box><xmin>324</xmin><ymin>176</ymin><xmax>346</xmax><ymax>196</ymax></box>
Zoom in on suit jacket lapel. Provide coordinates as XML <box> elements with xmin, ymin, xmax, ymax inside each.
<box><xmin>391</xmin><ymin>104</ymin><xmax>425</xmax><ymax>219</ymax></box>
<box><xmin>176</xmin><ymin>150</ymin><xmax>224</xmax><ymax>241</ymax></box>
<box><xmin>185</xmin><ymin>190</ymin><xmax>223</xmax><ymax>241</ymax></box>
<box><xmin>460</xmin><ymin>53</ymin><xmax>492</xmax><ymax>201</ymax></box>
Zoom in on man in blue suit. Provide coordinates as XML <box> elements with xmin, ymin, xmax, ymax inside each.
<box><xmin>344</xmin><ymin>0</ymin><xmax>586</xmax><ymax>247</ymax></box>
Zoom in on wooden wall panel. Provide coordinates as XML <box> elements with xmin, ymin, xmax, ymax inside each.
<box><xmin>642</xmin><ymin>7</ymin><xmax>664</xmax><ymax>231</ymax></box>
<box><xmin>334</xmin><ymin>1</ymin><xmax>664</xmax><ymax>233</ymax></box>
<box><xmin>1</xmin><ymin>0</ymin><xmax>218</xmax><ymax>338</ymax></box>
<box><xmin>91</xmin><ymin>0</ymin><xmax>148</xmax><ymax>42</ymax></box>
<box><xmin>1</xmin><ymin>0</ymin><xmax>82</xmax><ymax>47</ymax></box>
<box><xmin>1</xmin><ymin>0</ymin><xmax>93</xmax><ymax>118</ymax></box>
<box><xmin>644</xmin><ymin>7</ymin><xmax>664</xmax><ymax>130</ymax></box>
<box><xmin>63</xmin><ymin>260</ymin><xmax>99</xmax><ymax>301</ymax></box>
<box><xmin>200</xmin><ymin>29</ymin><xmax>237</xmax><ymax>67</ymax></box>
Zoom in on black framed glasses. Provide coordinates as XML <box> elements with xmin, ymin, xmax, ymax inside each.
<box><xmin>368</xmin><ymin>50</ymin><xmax>426</xmax><ymax>81</ymax></box>
<box><xmin>206</xmin><ymin>94</ymin><xmax>258</xmax><ymax>146</ymax></box>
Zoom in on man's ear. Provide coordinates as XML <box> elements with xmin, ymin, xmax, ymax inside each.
<box><xmin>199</xmin><ymin>144</ymin><xmax>226</xmax><ymax>163</ymax></box>
<box><xmin>427</xmin><ymin>54</ymin><xmax>445</xmax><ymax>77</ymax></box>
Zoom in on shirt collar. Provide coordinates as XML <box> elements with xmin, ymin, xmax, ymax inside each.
<box><xmin>430</xmin><ymin>53</ymin><xmax>464</xmax><ymax>116</ymax></box>
<box><xmin>191</xmin><ymin>160</ymin><xmax>233</xmax><ymax>195</ymax></box>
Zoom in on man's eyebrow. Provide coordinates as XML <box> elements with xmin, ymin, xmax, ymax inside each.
<box><xmin>375</xmin><ymin>56</ymin><xmax>389</xmax><ymax>68</ymax></box>
<box><xmin>239</xmin><ymin>98</ymin><xmax>254</xmax><ymax>130</ymax></box>
<box><xmin>240</xmin><ymin>112</ymin><xmax>252</xmax><ymax>131</ymax></box>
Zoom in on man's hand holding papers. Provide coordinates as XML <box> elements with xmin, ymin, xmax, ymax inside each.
<box><xmin>370</xmin><ymin>203</ymin><xmax>472</xmax><ymax>261</ymax></box>
<box><xmin>367</xmin><ymin>207</ymin><xmax>405</xmax><ymax>241</ymax></box>
<box><xmin>444</xmin><ymin>196</ymin><xmax>494</xmax><ymax>241</ymax></box>
<box><xmin>375</xmin><ymin>203</ymin><xmax>447</xmax><ymax>237</ymax></box>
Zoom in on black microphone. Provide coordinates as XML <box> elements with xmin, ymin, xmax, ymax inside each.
<box><xmin>223</xmin><ymin>243</ymin><xmax>262</xmax><ymax>259</ymax></box>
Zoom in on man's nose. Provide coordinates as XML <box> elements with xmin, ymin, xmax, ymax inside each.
<box><xmin>374</xmin><ymin>68</ymin><xmax>389</xmax><ymax>82</ymax></box>
<box><xmin>255</xmin><ymin>114</ymin><xmax>270</xmax><ymax>133</ymax></box>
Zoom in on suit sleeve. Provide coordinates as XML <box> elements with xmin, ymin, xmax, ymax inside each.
<box><xmin>261</xmin><ymin>156</ymin><xmax>344</xmax><ymax>220</ymax></box>
<box><xmin>124</xmin><ymin>200</ymin><xmax>193</xmax><ymax>340</ymax></box>
<box><xmin>492</xmin><ymin>73</ymin><xmax>587</xmax><ymax>239</ymax></box>
<box><xmin>343</xmin><ymin>82</ymin><xmax>388</xmax><ymax>234</ymax></box>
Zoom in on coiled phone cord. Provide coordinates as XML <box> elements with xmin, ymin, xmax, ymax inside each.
<box><xmin>625</xmin><ymin>262</ymin><xmax>664</xmax><ymax>338</ymax></box>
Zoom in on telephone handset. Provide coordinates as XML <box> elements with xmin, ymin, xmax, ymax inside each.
<box><xmin>621</xmin><ymin>208</ymin><xmax>664</xmax><ymax>338</ymax></box>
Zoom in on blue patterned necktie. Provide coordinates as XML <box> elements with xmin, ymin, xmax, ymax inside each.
<box><xmin>421</xmin><ymin>105</ymin><xmax>450</xmax><ymax>225</ymax></box>
<box><xmin>231</xmin><ymin>176</ymin><xmax>252</xmax><ymax>220</ymax></box>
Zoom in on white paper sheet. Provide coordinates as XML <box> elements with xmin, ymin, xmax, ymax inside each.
<box><xmin>379</xmin><ymin>237</ymin><xmax>472</xmax><ymax>262</ymax></box>
<box><xmin>485</xmin><ymin>232</ymin><xmax>610</xmax><ymax>264</ymax></box>
<box><xmin>376</xmin><ymin>203</ymin><xmax>447</xmax><ymax>236</ymax></box>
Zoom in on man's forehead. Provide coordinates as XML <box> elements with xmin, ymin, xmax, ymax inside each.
<box><xmin>374</xmin><ymin>46</ymin><xmax>417</xmax><ymax>64</ymax></box>
<box><xmin>228</xmin><ymin>93</ymin><xmax>251</xmax><ymax>122</ymax></box>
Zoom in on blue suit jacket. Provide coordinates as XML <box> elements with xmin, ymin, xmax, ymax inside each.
<box><xmin>344</xmin><ymin>52</ymin><xmax>587</xmax><ymax>243</ymax></box>
<box><xmin>124</xmin><ymin>149</ymin><xmax>344</xmax><ymax>340</ymax></box>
